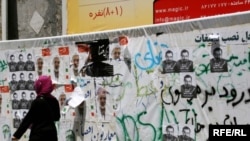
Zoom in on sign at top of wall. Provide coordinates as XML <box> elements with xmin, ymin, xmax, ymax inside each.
<box><xmin>153</xmin><ymin>0</ymin><xmax>250</xmax><ymax>23</ymax></box>
<box><xmin>67</xmin><ymin>0</ymin><xmax>250</xmax><ymax>34</ymax></box>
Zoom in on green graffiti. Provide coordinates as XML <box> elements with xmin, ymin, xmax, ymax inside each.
<box><xmin>100</xmin><ymin>74</ymin><xmax>123</xmax><ymax>87</ymax></box>
<box><xmin>133</xmin><ymin>64</ymin><xmax>158</xmax><ymax>97</ymax></box>
<box><xmin>116</xmin><ymin>104</ymin><xmax>168</xmax><ymax>141</ymax></box>
<box><xmin>233</xmin><ymin>59</ymin><xmax>247</xmax><ymax>67</ymax></box>
<box><xmin>228</xmin><ymin>55</ymin><xmax>238</xmax><ymax>62</ymax></box>
<box><xmin>228</xmin><ymin>54</ymin><xmax>248</xmax><ymax>67</ymax></box>
<box><xmin>199</xmin><ymin>43</ymin><xmax>206</xmax><ymax>48</ymax></box>
<box><xmin>0</xmin><ymin>78</ymin><xmax>7</xmax><ymax>86</ymax></box>
<box><xmin>115</xmin><ymin>82</ymin><xmax>132</xmax><ymax>101</ymax></box>
<box><xmin>116</xmin><ymin>115</ymin><xmax>139</xmax><ymax>141</ymax></box>
<box><xmin>2</xmin><ymin>124</ymin><xmax>11</xmax><ymax>139</ymax></box>
<box><xmin>169</xmin><ymin>110</ymin><xmax>178</xmax><ymax>124</ymax></box>
<box><xmin>202</xmin><ymin>54</ymin><xmax>209</xmax><ymax>58</ymax></box>
<box><xmin>192</xmin><ymin>109</ymin><xmax>197</xmax><ymax>141</ymax></box>
<box><xmin>217</xmin><ymin>74</ymin><xmax>235</xmax><ymax>95</ymax></box>
<box><xmin>237</xmin><ymin>72</ymin><xmax>243</xmax><ymax>76</ymax></box>
<box><xmin>195</xmin><ymin>64</ymin><xmax>210</xmax><ymax>76</ymax></box>
<box><xmin>0</xmin><ymin>60</ymin><xmax>8</xmax><ymax>72</ymax></box>
<box><xmin>137</xmin><ymin>111</ymin><xmax>157</xmax><ymax>141</ymax></box>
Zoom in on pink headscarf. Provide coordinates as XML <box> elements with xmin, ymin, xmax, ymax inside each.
<box><xmin>34</xmin><ymin>75</ymin><xmax>54</xmax><ymax>97</ymax></box>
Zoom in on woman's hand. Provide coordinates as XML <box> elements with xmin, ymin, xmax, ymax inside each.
<box><xmin>12</xmin><ymin>136</ymin><xmax>18</xmax><ymax>141</ymax></box>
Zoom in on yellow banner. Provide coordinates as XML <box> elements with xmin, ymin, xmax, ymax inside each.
<box><xmin>67</xmin><ymin>0</ymin><xmax>153</xmax><ymax>34</ymax></box>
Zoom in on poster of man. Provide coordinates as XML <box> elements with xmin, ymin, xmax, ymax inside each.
<box><xmin>180</xmin><ymin>73</ymin><xmax>197</xmax><ymax>98</ymax></box>
<box><xmin>27</xmin><ymin>92</ymin><xmax>36</xmax><ymax>109</ymax></box>
<box><xmin>47</xmin><ymin>46</ymin><xmax>70</xmax><ymax>84</ymax></box>
<box><xmin>210</xmin><ymin>44</ymin><xmax>228</xmax><ymax>72</ymax></box>
<box><xmin>25</xmin><ymin>72</ymin><xmax>35</xmax><ymax>90</ymax></box>
<box><xmin>50</xmin><ymin>55</ymin><xmax>68</xmax><ymax>83</ymax></box>
<box><xmin>162</xmin><ymin>124</ymin><xmax>178</xmax><ymax>141</ymax></box>
<box><xmin>17</xmin><ymin>72</ymin><xmax>27</xmax><ymax>90</ymax></box>
<box><xmin>178</xmin><ymin>124</ymin><xmax>195</xmax><ymax>141</ymax></box>
<box><xmin>11</xmin><ymin>92</ymin><xmax>20</xmax><ymax>109</ymax></box>
<box><xmin>7</xmin><ymin>54</ymin><xmax>17</xmax><ymax>72</ymax></box>
<box><xmin>13</xmin><ymin>110</ymin><xmax>21</xmax><ymax>128</ymax></box>
<box><xmin>119</xmin><ymin>36</ymin><xmax>131</xmax><ymax>72</ymax></box>
<box><xmin>69</xmin><ymin>49</ymin><xmax>88</xmax><ymax>78</ymax></box>
<box><xmin>94</xmin><ymin>85</ymin><xmax>116</xmax><ymax>122</ymax></box>
<box><xmin>19</xmin><ymin>91</ymin><xmax>29</xmax><ymax>109</ymax></box>
<box><xmin>16</xmin><ymin>53</ymin><xmax>26</xmax><ymax>71</ymax></box>
<box><xmin>110</xmin><ymin>45</ymin><xmax>123</xmax><ymax>61</ymax></box>
<box><xmin>9</xmin><ymin>73</ymin><xmax>18</xmax><ymax>91</ymax></box>
<box><xmin>177</xmin><ymin>49</ymin><xmax>194</xmax><ymax>72</ymax></box>
<box><xmin>24</xmin><ymin>53</ymin><xmax>35</xmax><ymax>71</ymax></box>
<box><xmin>160</xmin><ymin>49</ymin><xmax>178</xmax><ymax>74</ymax></box>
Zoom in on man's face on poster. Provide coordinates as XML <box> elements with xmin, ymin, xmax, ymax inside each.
<box><xmin>13</xmin><ymin>93</ymin><xmax>18</xmax><ymax>100</ymax></box>
<box><xmin>30</xmin><ymin>93</ymin><xmax>35</xmax><ymax>100</ymax></box>
<box><xmin>166</xmin><ymin>52</ymin><xmax>173</xmax><ymax>61</ymax></box>
<box><xmin>22</xmin><ymin>92</ymin><xmax>26</xmax><ymax>99</ymax></box>
<box><xmin>213</xmin><ymin>49</ymin><xmax>222</xmax><ymax>59</ymax></box>
<box><xmin>10</xmin><ymin>55</ymin><xmax>15</xmax><ymax>62</ymax></box>
<box><xmin>19</xmin><ymin>54</ymin><xmax>23</xmax><ymax>61</ymax></box>
<box><xmin>112</xmin><ymin>47</ymin><xmax>121</xmax><ymax>60</ymax></box>
<box><xmin>27</xmin><ymin>54</ymin><xmax>32</xmax><ymax>61</ymax></box>
<box><xmin>14</xmin><ymin>112</ymin><xmax>19</xmax><ymax>118</ymax></box>
<box><xmin>20</xmin><ymin>73</ymin><xmax>24</xmax><ymax>80</ymax></box>
<box><xmin>59</xmin><ymin>94</ymin><xmax>66</xmax><ymax>106</ymax></box>
<box><xmin>98</xmin><ymin>88</ymin><xmax>107</xmax><ymax>107</ymax></box>
<box><xmin>166</xmin><ymin>127</ymin><xmax>174</xmax><ymax>135</ymax></box>
<box><xmin>183</xmin><ymin>128</ymin><xmax>191</xmax><ymax>138</ymax></box>
<box><xmin>53</xmin><ymin>57</ymin><xmax>60</xmax><ymax>70</ymax></box>
<box><xmin>37</xmin><ymin>58</ymin><xmax>43</xmax><ymax>70</ymax></box>
<box><xmin>12</xmin><ymin>74</ymin><xmax>16</xmax><ymax>81</ymax></box>
<box><xmin>72</xmin><ymin>54</ymin><xmax>79</xmax><ymax>69</ymax></box>
<box><xmin>181</xmin><ymin>52</ymin><xmax>189</xmax><ymax>62</ymax></box>
<box><xmin>28</xmin><ymin>73</ymin><xmax>33</xmax><ymax>80</ymax></box>
<box><xmin>184</xmin><ymin>77</ymin><xmax>192</xmax><ymax>88</ymax></box>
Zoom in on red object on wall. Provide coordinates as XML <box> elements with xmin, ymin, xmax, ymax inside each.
<box><xmin>0</xmin><ymin>86</ymin><xmax>9</xmax><ymax>93</ymax></box>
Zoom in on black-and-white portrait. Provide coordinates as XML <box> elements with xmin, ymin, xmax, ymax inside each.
<box><xmin>8</xmin><ymin>54</ymin><xmax>17</xmax><ymax>72</ymax></box>
<box><xmin>9</xmin><ymin>73</ymin><xmax>18</xmax><ymax>91</ymax></box>
<box><xmin>161</xmin><ymin>50</ymin><xmax>178</xmax><ymax>74</ymax></box>
<box><xmin>162</xmin><ymin>124</ymin><xmax>178</xmax><ymax>141</ymax></box>
<box><xmin>19</xmin><ymin>91</ymin><xmax>29</xmax><ymax>109</ymax></box>
<box><xmin>210</xmin><ymin>47</ymin><xmax>228</xmax><ymax>73</ymax></box>
<box><xmin>177</xmin><ymin>49</ymin><xmax>194</xmax><ymax>72</ymax></box>
<box><xmin>16</xmin><ymin>53</ymin><xmax>26</xmax><ymax>71</ymax></box>
<box><xmin>12</xmin><ymin>92</ymin><xmax>20</xmax><ymax>109</ymax></box>
<box><xmin>27</xmin><ymin>92</ymin><xmax>36</xmax><ymax>109</ymax></box>
<box><xmin>178</xmin><ymin>125</ymin><xmax>195</xmax><ymax>141</ymax></box>
<box><xmin>13</xmin><ymin>110</ymin><xmax>21</xmax><ymax>128</ymax></box>
<box><xmin>180</xmin><ymin>74</ymin><xmax>196</xmax><ymax>98</ymax></box>
<box><xmin>24</xmin><ymin>53</ymin><xmax>35</xmax><ymax>71</ymax></box>
<box><xmin>17</xmin><ymin>72</ymin><xmax>26</xmax><ymax>90</ymax></box>
<box><xmin>25</xmin><ymin>72</ymin><xmax>35</xmax><ymax>90</ymax></box>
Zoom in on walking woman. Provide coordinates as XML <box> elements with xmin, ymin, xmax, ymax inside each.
<box><xmin>12</xmin><ymin>75</ymin><xmax>60</xmax><ymax>141</ymax></box>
